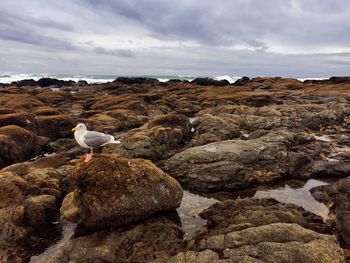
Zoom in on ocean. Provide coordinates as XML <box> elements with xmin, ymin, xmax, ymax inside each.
<box><xmin>0</xmin><ymin>74</ymin><xmax>327</xmax><ymax>84</ymax></box>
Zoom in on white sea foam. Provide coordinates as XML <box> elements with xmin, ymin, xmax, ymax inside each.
<box><xmin>213</xmin><ymin>75</ymin><xmax>241</xmax><ymax>84</ymax></box>
<box><xmin>0</xmin><ymin>73</ymin><xmax>331</xmax><ymax>85</ymax></box>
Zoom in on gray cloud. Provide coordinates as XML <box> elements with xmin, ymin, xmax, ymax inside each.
<box><xmin>0</xmin><ymin>0</ymin><xmax>350</xmax><ymax>76</ymax></box>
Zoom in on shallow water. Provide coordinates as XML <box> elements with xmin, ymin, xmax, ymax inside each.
<box><xmin>177</xmin><ymin>191</ymin><xmax>218</xmax><ymax>239</ymax></box>
<box><xmin>30</xmin><ymin>220</ymin><xmax>77</xmax><ymax>263</ymax></box>
<box><xmin>30</xmin><ymin>178</ymin><xmax>332</xmax><ymax>260</ymax></box>
<box><xmin>254</xmin><ymin>179</ymin><xmax>330</xmax><ymax>219</ymax></box>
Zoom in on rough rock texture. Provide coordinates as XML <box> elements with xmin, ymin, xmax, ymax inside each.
<box><xmin>87</xmin><ymin>109</ymin><xmax>147</xmax><ymax>133</ymax></box>
<box><xmin>60</xmin><ymin>154</ymin><xmax>183</xmax><ymax>230</ymax></box>
<box><xmin>200</xmin><ymin>198</ymin><xmax>330</xmax><ymax>234</ymax></box>
<box><xmin>311</xmin><ymin>177</ymin><xmax>350</xmax><ymax>247</ymax></box>
<box><xmin>191</xmin><ymin>77</ymin><xmax>230</xmax><ymax>86</ymax></box>
<box><xmin>0</xmin><ymin>154</ymin><xmax>70</xmax><ymax>262</ymax></box>
<box><xmin>0</xmin><ymin>125</ymin><xmax>48</xmax><ymax>168</ymax></box>
<box><xmin>161</xmin><ymin>130</ymin><xmax>300</xmax><ymax>191</ymax></box>
<box><xmin>167</xmin><ymin>197</ymin><xmax>345</xmax><ymax>263</ymax></box>
<box><xmin>187</xmin><ymin>223</ymin><xmax>344</xmax><ymax>263</ymax></box>
<box><xmin>105</xmin><ymin>114</ymin><xmax>191</xmax><ymax>161</ymax></box>
<box><xmin>46</xmin><ymin>216</ymin><xmax>184</xmax><ymax>263</ymax></box>
<box><xmin>189</xmin><ymin>114</ymin><xmax>241</xmax><ymax>146</ymax></box>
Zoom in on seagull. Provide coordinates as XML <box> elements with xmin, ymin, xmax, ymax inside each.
<box><xmin>71</xmin><ymin>123</ymin><xmax>121</xmax><ymax>162</ymax></box>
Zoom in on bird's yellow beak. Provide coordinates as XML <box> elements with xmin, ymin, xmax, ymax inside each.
<box><xmin>71</xmin><ymin>127</ymin><xmax>77</xmax><ymax>132</ymax></box>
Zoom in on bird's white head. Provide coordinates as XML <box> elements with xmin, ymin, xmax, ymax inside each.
<box><xmin>71</xmin><ymin>123</ymin><xmax>87</xmax><ymax>133</ymax></box>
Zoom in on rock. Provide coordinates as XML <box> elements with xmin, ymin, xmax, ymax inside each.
<box><xmin>168</xmin><ymin>250</ymin><xmax>222</xmax><ymax>263</ymax></box>
<box><xmin>0</xmin><ymin>125</ymin><xmax>47</xmax><ymax>168</ymax></box>
<box><xmin>0</xmin><ymin>111</ymin><xmax>36</xmax><ymax>130</ymax></box>
<box><xmin>311</xmin><ymin>160</ymin><xmax>350</xmax><ymax>178</ymax></box>
<box><xmin>191</xmin><ymin>77</ymin><xmax>230</xmax><ymax>86</ymax></box>
<box><xmin>0</xmin><ymin>172</ymin><xmax>28</xmax><ymax>208</ymax></box>
<box><xmin>105</xmin><ymin>114</ymin><xmax>191</xmax><ymax>161</ymax></box>
<box><xmin>193</xmin><ymin>223</ymin><xmax>344</xmax><ymax>263</ymax></box>
<box><xmin>77</xmin><ymin>80</ymin><xmax>88</xmax><ymax>86</ymax></box>
<box><xmin>200</xmin><ymin>198</ymin><xmax>330</xmax><ymax>235</ymax></box>
<box><xmin>304</xmin><ymin>76</ymin><xmax>350</xmax><ymax>85</ymax></box>
<box><xmin>60</xmin><ymin>154</ymin><xmax>183</xmax><ymax>230</ymax></box>
<box><xmin>24</xmin><ymin>195</ymin><xmax>56</xmax><ymax>227</ymax></box>
<box><xmin>171</xmin><ymin>195</ymin><xmax>345</xmax><ymax>263</ymax></box>
<box><xmin>232</xmin><ymin>76</ymin><xmax>250</xmax><ymax>86</ymax></box>
<box><xmin>113</xmin><ymin>77</ymin><xmax>159</xmax><ymax>85</ymax></box>
<box><xmin>161</xmin><ymin>130</ymin><xmax>296</xmax><ymax>191</ymax></box>
<box><xmin>311</xmin><ymin>177</ymin><xmax>350</xmax><ymax>247</ymax></box>
<box><xmin>11</xmin><ymin>79</ymin><xmax>37</xmax><ymax>87</ymax></box>
<box><xmin>87</xmin><ymin>109</ymin><xmax>147</xmax><ymax>133</ymax></box>
<box><xmin>189</xmin><ymin>114</ymin><xmax>241</xmax><ymax>146</ymax></box>
<box><xmin>36</xmin><ymin>114</ymin><xmax>74</xmax><ymax>140</ymax></box>
<box><xmin>0</xmin><ymin>155</ymin><xmax>70</xmax><ymax>262</ymax></box>
<box><xmin>37</xmin><ymin>78</ymin><xmax>75</xmax><ymax>87</ymax></box>
<box><xmin>46</xmin><ymin>216</ymin><xmax>184</xmax><ymax>263</ymax></box>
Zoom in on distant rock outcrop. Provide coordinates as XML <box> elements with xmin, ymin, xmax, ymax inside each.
<box><xmin>113</xmin><ymin>77</ymin><xmax>159</xmax><ymax>85</ymax></box>
<box><xmin>191</xmin><ymin>77</ymin><xmax>230</xmax><ymax>86</ymax></box>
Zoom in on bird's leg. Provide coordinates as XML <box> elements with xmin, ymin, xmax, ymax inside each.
<box><xmin>84</xmin><ymin>148</ymin><xmax>93</xmax><ymax>162</ymax></box>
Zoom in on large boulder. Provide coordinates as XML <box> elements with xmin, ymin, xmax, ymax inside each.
<box><xmin>161</xmin><ymin>130</ymin><xmax>296</xmax><ymax>191</ymax></box>
<box><xmin>60</xmin><ymin>154</ymin><xmax>183</xmax><ymax>230</ymax></box>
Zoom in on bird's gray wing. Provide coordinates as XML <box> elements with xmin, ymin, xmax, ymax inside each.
<box><xmin>83</xmin><ymin>131</ymin><xmax>114</xmax><ymax>148</ymax></box>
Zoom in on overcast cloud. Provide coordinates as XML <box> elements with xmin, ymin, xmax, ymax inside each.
<box><xmin>0</xmin><ymin>0</ymin><xmax>349</xmax><ymax>77</ymax></box>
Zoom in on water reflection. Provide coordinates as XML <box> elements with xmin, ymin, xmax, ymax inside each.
<box><xmin>254</xmin><ymin>179</ymin><xmax>330</xmax><ymax>220</ymax></box>
<box><xmin>177</xmin><ymin>190</ymin><xmax>218</xmax><ymax>239</ymax></box>
<box><xmin>30</xmin><ymin>220</ymin><xmax>77</xmax><ymax>263</ymax></box>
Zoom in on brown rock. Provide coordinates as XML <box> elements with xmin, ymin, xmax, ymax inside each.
<box><xmin>60</xmin><ymin>154</ymin><xmax>183</xmax><ymax>230</ymax></box>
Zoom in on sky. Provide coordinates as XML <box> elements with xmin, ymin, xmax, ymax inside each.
<box><xmin>0</xmin><ymin>0</ymin><xmax>350</xmax><ymax>77</ymax></box>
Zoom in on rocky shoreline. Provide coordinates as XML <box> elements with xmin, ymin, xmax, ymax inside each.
<box><xmin>1</xmin><ymin>76</ymin><xmax>350</xmax><ymax>262</ymax></box>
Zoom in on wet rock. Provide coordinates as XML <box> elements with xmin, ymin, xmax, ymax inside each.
<box><xmin>161</xmin><ymin>130</ymin><xmax>296</xmax><ymax>191</ymax></box>
<box><xmin>311</xmin><ymin>177</ymin><xmax>350</xmax><ymax>247</ymax></box>
<box><xmin>311</xmin><ymin>160</ymin><xmax>350</xmax><ymax>178</ymax></box>
<box><xmin>37</xmin><ymin>78</ymin><xmax>75</xmax><ymax>87</ymax></box>
<box><xmin>191</xmin><ymin>78</ymin><xmax>230</xmax><ymax>86</ymax></box>
<box><xmin>200</xmin><ymin>198</ymin><xmax>330</xmax><ymax>234</ymax></box>
<box><xmin>60</xmin><ymin>154</ymin><xmax>183</xmax><ymax>230</ymax></box>
<box><xmin>46</xmin><ymin>216</ymin><xmax>184</xmax><ymax>263</ymax></box>
<box><xmin>304</xmin><ymin>76</ymin><xmax>350</xmax><ymax>85</ymax></box>
<box><xmin>11</xmin><ymin>79</ymin><xmax>37</xmax><ymax>87</ymax></box>
<box><xmin>169</xmin><ymin>195</ymin><xmax>345</xmax><ymax>263</ymax></box>
<box><xmin>232</xmin><ymin>76</ymin><xmax>250</xmax><ymax>86</ymax></box>
<box><xmin>192</xmin><ymin>223</ymin><xmax>344</xmax><ymax>263</ymax></box>
<box><xmin>105</xmin><ymin>113</ymin><xmax>191</xmax><ymax>161</ymax></box>
<box><xmin>113</xmin><ymin>76</ymin><xmax>159</xmax><ymax>85</ymax></box>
